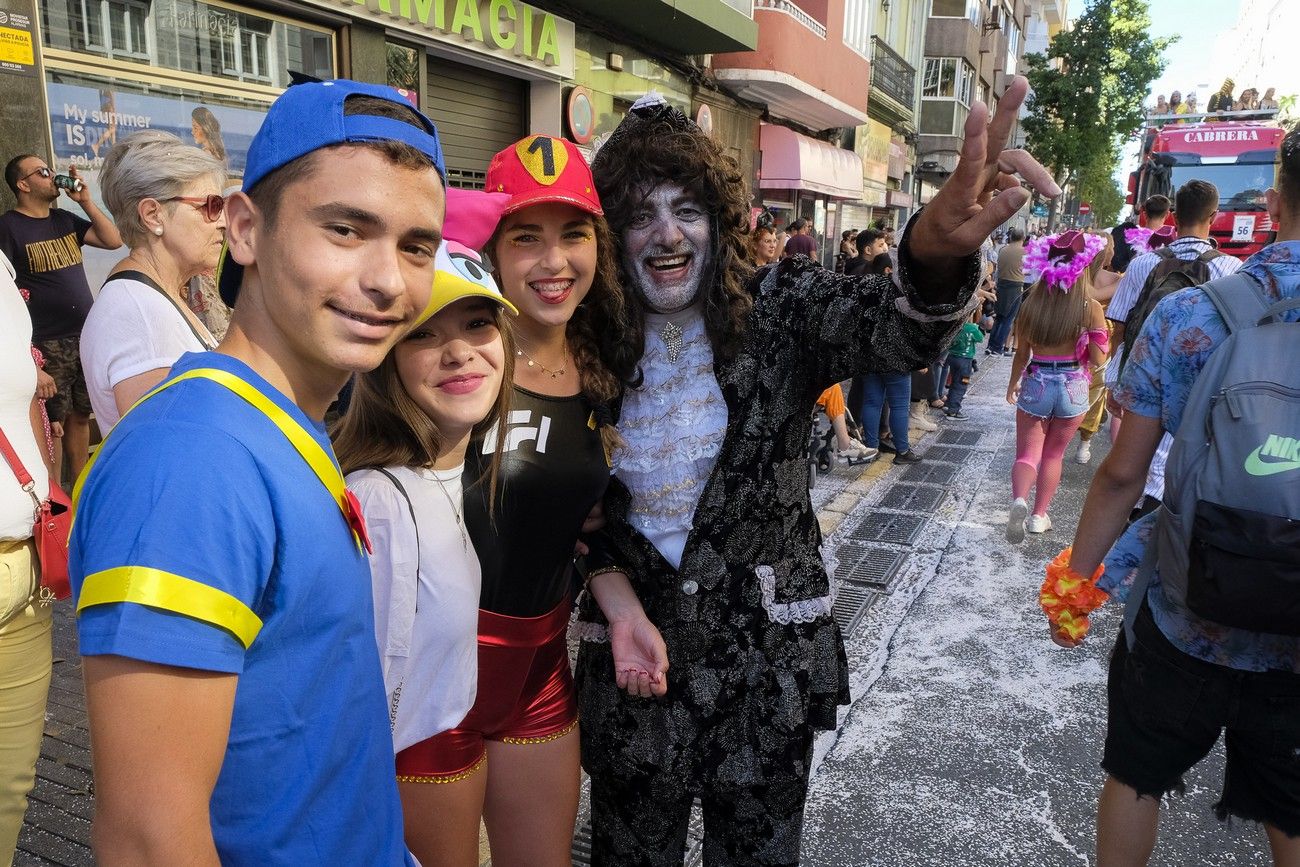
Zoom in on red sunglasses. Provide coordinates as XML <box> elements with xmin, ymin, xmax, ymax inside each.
<box><xmin>164</xmin><ymin>194</ymin><xmax>225</xmax><ymax>221</ymax></box>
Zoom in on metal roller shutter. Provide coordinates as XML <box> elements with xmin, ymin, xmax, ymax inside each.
<box><xmin>423</xmin><ymin>55</ymin><xmax>526</xmax><ymax>189</ymax></box>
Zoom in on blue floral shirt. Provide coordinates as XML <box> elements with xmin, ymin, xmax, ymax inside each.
<box><xmin>1101</xmin><ymin>240</ymin><xmax>1300</xmax><ymax>672</ymax></box>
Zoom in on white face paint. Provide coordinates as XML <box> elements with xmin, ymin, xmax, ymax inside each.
<box><xmin>621</xmin><ymin>182</ymin><xmax>713</xmax><ymax>314</ymax></box>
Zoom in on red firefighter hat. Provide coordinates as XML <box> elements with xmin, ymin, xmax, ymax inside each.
<box><xmin>485</xmin><ymin>134</ymin><xmax>603</xmax><ymax>217</ymax></box>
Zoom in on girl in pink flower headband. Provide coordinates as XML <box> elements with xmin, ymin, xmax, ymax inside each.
<box><xmin>1004</xmin><ymin>230</ymin><xmax>1111</xmax><ymax>542</ymax></box>
<box><xmin>1023</xmin><ymin>229</ymin><xmax>1111</xmax><ymax>293</ymax></box>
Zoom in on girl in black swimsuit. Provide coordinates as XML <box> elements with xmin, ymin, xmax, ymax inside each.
<box><xmin>407</xmin><ymin>137</ymin><xmax>665</xmax><ymax>867</ymax></box>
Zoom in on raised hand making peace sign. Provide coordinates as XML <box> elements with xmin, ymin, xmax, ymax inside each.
<box><xmin>908</xmin><ymin>75</ymin><xmax>1061</xmax><ymax>263</ymax></box>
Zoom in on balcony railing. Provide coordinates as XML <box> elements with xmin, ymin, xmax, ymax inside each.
<box><xmin>754</xmin><ymin>0</ymin><xmax>827</xmax><ymax>38</ymax></box>
<box><xmin>871</xmin><ymin>36</ymin><xmax>916</xmax><ymax>109</ymax></box>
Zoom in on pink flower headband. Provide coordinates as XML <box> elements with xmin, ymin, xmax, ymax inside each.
<box><xmin>1124</xmin><ymin>224</ymin><xmax>1176</xmax><ymax>253</ymax></box>
<box><xmin>1024</xmin><ymin>230</ymin><xmax>1108</xmax><ymax>293</ymax></box>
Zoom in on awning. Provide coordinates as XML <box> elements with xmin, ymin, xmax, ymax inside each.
<box><xmin>887</xmin><ymin>190</ymin><xmax>913</xmax><ymax>208</ymax></box>
<box><xmin>759</xmin><ymin>123</ymin><xmax>864</xmax><ymax>200</ymax></box>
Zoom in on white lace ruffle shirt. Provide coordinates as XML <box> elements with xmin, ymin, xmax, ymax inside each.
<box><xmin>614</xmin><ymin>308</ymin><xmax>728</xmax><ymax>570</ymax></box>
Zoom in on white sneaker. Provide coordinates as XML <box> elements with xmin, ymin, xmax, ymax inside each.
<box><xmin>1075</xmin><ymin>441</ymin><xmax>1092</xmax><ymax>464</ymax></box>
<box><xmin>837</xmin><ymin>438</ymin><xmax>875</xmax><ymax>462</ymax></box>
<box><xmin>909</xmin><ymin>405</ymin><xmax>938</xmax><ymax>432</ymax></box>
<box><xmin>1006</xmin><ymin>497</ymin><xmax>1029</xmax><ymax>544</ymax></box>
<box><xmin>1027</xmin><ymin>513</ymin><xmax>1053</xmax><ymax>534</ymax></box>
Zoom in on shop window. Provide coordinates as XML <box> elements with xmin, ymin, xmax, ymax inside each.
<box><xmin>42</xmin><ymin>0</ymin><xmax>333</xmax><ymax>89</ymax></box>
<box><xmin>387</xmin><ymin>43</ymin><xmax>419</xmax><ymax>93</ymax></box>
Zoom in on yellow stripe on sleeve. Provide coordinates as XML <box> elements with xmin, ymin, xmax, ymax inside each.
<box><xmin>77</xmin><ymin>566</ymin><xmax>263</xmax><ymax>649</ymax></box>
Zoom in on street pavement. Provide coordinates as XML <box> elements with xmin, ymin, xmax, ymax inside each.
<box><xmin>799</xmin><ymin>353</ymin><xmax>1272</xmax><ymax>867</ymax></box>
<box><xmin>14</xmin><ymin>353</ymin><xmax>1275</xmax><ymax>866</ymax></box>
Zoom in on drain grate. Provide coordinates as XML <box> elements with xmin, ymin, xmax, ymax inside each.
<box><xmin>921</xmin><ymin>445</ymin><xmax>972</xmax><ymax>463</ymax></box>
<box><xmin>937</xmin><ymin>429</ymin><xmax>984</xmax><ymax>446</ymax></box>
<box><xmin>835</xmin><ymin>542</ymin><xmax>907</xmax><ymax>589</ymax></box>
<box><xmin>832</xmin><ymin>583</ymin><xmax>877</xmax><ymax>635</ymax></box>
<box><xmin>848</xmin><ymin>511</ymin><xmax>928</xmax><ymax>546</ymax></box>
<box><xmin>901</xmin><ymin>462</ymin><xmax>960</xmax><ymax>485</ymax></box>
<box><xmin>572</xmin><ymin>820</ymin><xmax>593</xmax><ymax>863</ymax></box>
<box><xmin>879</xmin><ymin>483</ymin><xmax>946</xmax><ymax>512</ymax></box>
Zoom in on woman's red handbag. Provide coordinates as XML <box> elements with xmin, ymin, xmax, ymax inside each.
<box><xmin>0</xmin><ymin>427</ymin><xmax>72</xmax><ymax>600</ymax></box>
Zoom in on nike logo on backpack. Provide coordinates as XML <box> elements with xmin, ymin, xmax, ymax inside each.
<box><xmin>1245</xmin><ymin>435</ymin><xmax>1300</xmax><ymax>476</ymax></box>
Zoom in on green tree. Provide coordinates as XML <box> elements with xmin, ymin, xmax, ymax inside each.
<box><xmin>1022</xmin><ymin>0</ymin><xmax>1174</xmax><ymax>229</ymax></box>
<box><xmin>1077</xmin><ymin>148</ymin><xmax>1126</xmax><ymax>228</ymax></box>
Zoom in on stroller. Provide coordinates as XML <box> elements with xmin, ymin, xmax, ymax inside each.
<box><xmin>807</xmin><ymin>401</ymin><xmax>872</xmax><ymax>488</ymax></box>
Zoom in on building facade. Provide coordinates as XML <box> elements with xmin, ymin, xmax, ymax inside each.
<box><xmin>916</xmin><ymin>0</ymin><xmax>1034</xmax><ymax>206</ymax></box>
<box><xmin>1013</xmin><ymin>0</ymin><xmax>1066</xmax><ymax>231</ymax></box>
<box><xmin>0</xmin><ymin>0</ymin><xmax>759</xmax><ymax>283</ymax></box>
<box><xmin>539</xmin><ymin>1</ymin><xmax>763</xmax><ymax>194</ymax></box>
<box><xmin>711</xmin><ymin>0</ymin><xmax>873</xmax><ymax>266</ymax></box>
<box><xmin>840</xmin><ymin>0</ymin><xmax>927</xmax><ymax>235</ymax></box>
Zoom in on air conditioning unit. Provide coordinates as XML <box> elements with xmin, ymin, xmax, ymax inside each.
<box><xmin>984</xmin><ymin>6</ymin><xmax>1003</xmax><ymax>32</ymax></box>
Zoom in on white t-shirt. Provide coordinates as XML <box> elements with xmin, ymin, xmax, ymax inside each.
<box><xmin>79</xmin><ymin>272</ymin><xmax>215</xmax><ymax>431</ymax></box>
<box><xmin>0</xmin><ymin>253</ymin><xmax>50</xmax><ymax>541</ymax></box>
<box><xmin>348</xmin><ymin>464</ymin><xmax>481</xmax><ymax>753</ymax></box>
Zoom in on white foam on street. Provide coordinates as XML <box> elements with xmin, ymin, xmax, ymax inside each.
<box><xmin>802</xmin><ymin>356</ymin><xmax>1270</xmax><ymax>866</ymax></box>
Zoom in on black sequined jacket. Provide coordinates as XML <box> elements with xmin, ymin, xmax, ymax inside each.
<box><xmin>574</xmin><ymin>233</ymin><xmax>981</xmax><ymax>776</ymax></box>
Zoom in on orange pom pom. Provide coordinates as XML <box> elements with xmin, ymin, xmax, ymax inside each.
<box><xmin>1040</xmin><ymin>547</ymin><xmax>1108</xmax><ymax>640</ymax></box>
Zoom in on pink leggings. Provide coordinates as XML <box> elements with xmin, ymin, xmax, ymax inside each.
<box><xmin>1013</xmin><ymin>410</ymin><xmax>1085</xmax><ymax>516</ymax></box>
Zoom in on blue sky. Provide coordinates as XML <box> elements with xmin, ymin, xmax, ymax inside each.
<box><xmin>1142</xmin><ymin>0</ymin><xmax>1240</xmax><ymax>106</ymax></box>
<box><xmin>1101</xmin><ymin>0</ymin><xmax>1243</xmax><ymax>186</ymax></box>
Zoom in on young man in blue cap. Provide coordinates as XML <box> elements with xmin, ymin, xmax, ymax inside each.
<box><xmin>69</xmin><ymin>80</ymin><xmax>446</xmax><ymax>865</ymax></box>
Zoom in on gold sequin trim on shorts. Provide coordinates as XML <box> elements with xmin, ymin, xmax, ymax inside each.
<box><xmin>396</xmin><ymin>753</ymin><xmax>486</xmax><ymax>784</ymax></box>
<box><xmin>499</xmin><ymin>718</ymin><xmax>578</xmax><ymax>746</ymax></box>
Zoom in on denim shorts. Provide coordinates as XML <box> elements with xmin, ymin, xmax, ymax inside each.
<box><xmin>1016</xmin><ymin>365</ymin><xmax>1090</xmax><ymax>419</ymax></box>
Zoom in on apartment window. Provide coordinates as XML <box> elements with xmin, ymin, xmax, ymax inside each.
<box><xmin>844</xmin><ymin>0</ymin><xmax>872</xmax><ymax>58</ymax></box>
<box><xmin>1004</xmin><ymin>8</ymin><xmax>1021</xmax><ymax>77</ymax></box>
<box><xmin>223</xmin><ymin>19</ymin><xmax>272</xmax><ymax>83</ymax></box>
<box><xmin>77</xmin><ymin>0</ymin><xmax>150</xmax><ymax>60</ymax></box>
<box><xmin>931</xmin><ymin>0</ymin><xmax>979</xmax><ymax>26</ymax></box>
<box><xmin>921</xmin><ymin>56</ymin><xmax>975</xmax><ymax>136</ymax></box>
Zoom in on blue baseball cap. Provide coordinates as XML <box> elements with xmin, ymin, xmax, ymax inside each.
<box><xmin>217</xmin><ymin>78</ymin><xmax>446</xmax><ymax>307</ymax></box>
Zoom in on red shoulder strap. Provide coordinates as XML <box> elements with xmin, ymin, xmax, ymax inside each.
<box><xmin>0</xmin><ymin>427</ymin><xmax>35</xmax><ymax>489</ymax></box>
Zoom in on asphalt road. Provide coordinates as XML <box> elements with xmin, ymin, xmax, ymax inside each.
<box><xmin>800</xmin><ymin>354</ymin><xmax>1271</xmax><ymax>867</ymax></box>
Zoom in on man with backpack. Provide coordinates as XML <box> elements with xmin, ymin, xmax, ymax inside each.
<box><xmin>1105</xmin><ymin>181</ymin><xmax>1242</xmax><ymax>520</ymax></box>
<box><xmin>1049</xmin><ymin>126</ymin><xmax>1300</xmax><ymax>865</ymax></box>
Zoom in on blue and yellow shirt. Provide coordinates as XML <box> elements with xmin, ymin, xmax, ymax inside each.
<box><xmin>70</xmin><ymin>351</ymin><xmax>413</xmax><ymax>865</ymax></box>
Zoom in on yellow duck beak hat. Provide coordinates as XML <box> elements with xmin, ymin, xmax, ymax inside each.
<box><xmin>421</xmin><ymin>240</ymin><xmax>518</xmax><ymax>323</ymax></box>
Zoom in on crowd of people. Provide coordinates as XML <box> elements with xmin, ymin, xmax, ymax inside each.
<box><xmin>0</xmin><ymin>75</ymin><xmax>1050</xmax><ymax>866</ymax></box>
<box><xmin>0</xmin><ymin>64</ymin><xmax>1297</xmax><ymax>867</ymax></box>
<box><xmin>1149</xmin><ymin>79</ymin><xmax>1281</xmax><ymax>121</ymax></box>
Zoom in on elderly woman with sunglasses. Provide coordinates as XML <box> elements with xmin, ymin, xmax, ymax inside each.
<box><xmin>79</xmin><ymin>130</ymin><xmax>226</xmax><ymax>431</ymax></box>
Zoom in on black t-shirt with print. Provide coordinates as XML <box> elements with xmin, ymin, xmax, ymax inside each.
<box><xmin>0</xmin><ymin>208</ymin><xmax>94</xmax><ymax>340</ymax></box>
<box><xmin>464</xmin><ymin>386</ymin><xmax>610</xmax><ymax>617</ymax></box>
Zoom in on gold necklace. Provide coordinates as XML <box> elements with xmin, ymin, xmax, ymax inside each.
<box><xmin>515</xmin><ymin>339</ymin><xmax>568</xmax><ymax>379</ymax></box>
<box><xmin>428</xmin><ymin>470</ymin><xmax>469</xmax><ymax>552</ymax></box>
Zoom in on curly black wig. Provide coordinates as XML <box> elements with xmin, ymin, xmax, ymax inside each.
<box><xmin>590</xmin><ymin>100</ymin><xmax>754</xmax><ymax>383</ymax></box>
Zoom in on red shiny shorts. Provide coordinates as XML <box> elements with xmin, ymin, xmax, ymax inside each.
<box><xmin>395</xmin><ymin>597</ymin><xmax>577</xmax><ymax>783</ymax></box>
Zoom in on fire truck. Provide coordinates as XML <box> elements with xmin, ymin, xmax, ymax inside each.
<box><xmin>1128</xmin><ymin>110</ymin><xmax>1283</xmax><ymax>258</ymax></box>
